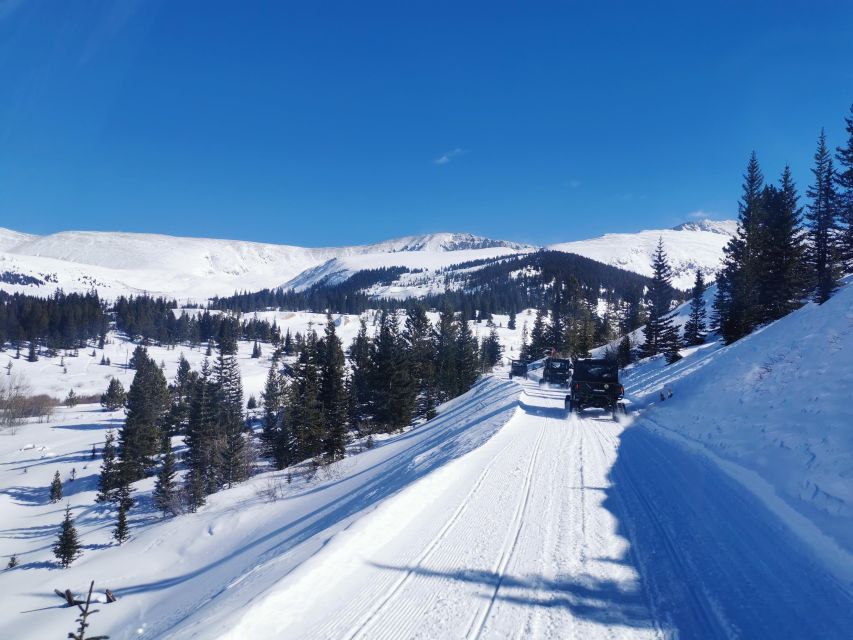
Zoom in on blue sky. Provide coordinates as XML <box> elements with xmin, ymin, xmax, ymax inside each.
<box><xmin>1</xmin><ymin>1</ymin><xmax>852</xmax><ymax>247</ymax></box>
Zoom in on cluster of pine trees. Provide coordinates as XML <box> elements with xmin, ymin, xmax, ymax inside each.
<box><xmin>261</xmin><ymin>308</ymin><xmax>495</xmax><ymax>470</ymax></box>
<box><xmin>0</xmin><ymin>291</ymin><xmax>106</xmax><ymax>351</ymax></box>
<box><xmin>715</xmin><ymin>106</ymin><xmax>853</xmax><ymax>344</ymax></box>
<box><xmin>114</xmin><ymin>295</ymin><xmax>281</xmax><ymax>347</ymax></box>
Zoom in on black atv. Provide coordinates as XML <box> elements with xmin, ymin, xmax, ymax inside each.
<box><xmin>565</xmin><ymin>358</ymin><xmax>627</xmax><ymax>420</ymax></box>
<box><xmin>509</xmin><ymin>360</ymin><xmax>528</xmax><ymax>380</ymax></box>
<box><xmin>538</xmin><ymin>357</ymin><xmax>572</xmax><ymax>388</ymax></box>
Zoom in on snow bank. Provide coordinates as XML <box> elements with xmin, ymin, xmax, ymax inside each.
<box><xmin>621</xmin><ymin>279</ymin><xmax>853</xmax><ymax>570</ymax></box>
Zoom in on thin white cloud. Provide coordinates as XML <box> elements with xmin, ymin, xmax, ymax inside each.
<box><xmin>434</xmin><ymin>148</ymin><xmax>467</xmax><ymax>165</ymax></box>
<box><xmin>688</xmin><ymin>210</ymin><xmax>719</xmax><ymax>220</ymax></box>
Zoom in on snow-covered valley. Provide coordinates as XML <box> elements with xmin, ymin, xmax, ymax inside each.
<box><xmin>2</xmin><ymin>278</ymin><xmax>852</xmax><ymax>638</ymax></box>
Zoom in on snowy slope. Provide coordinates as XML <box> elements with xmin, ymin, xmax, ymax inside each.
<box><xmin>0</xmin><ymin>228</ymin><xmax>530</xmax><ymax>302</ymax></box>
<box><xmin>618</xmin><ymin>277</ymin><xmax>853</xmax><ymax>568</ymax></box>
<box><xmin>548</xmin><ymin>219</ymin><xmax>736</xmax><ymax>289</ymax></box>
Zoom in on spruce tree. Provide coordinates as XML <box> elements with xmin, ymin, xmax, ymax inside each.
<box><xmin>261</xmin><ymin>364</ymin><xmax>285</xmax><ymax>465</ymax></box>
<box><xmin>761</xmin><ymin>167</ymin><xmax>808</xmax><ymax>319</ymax></box>
<box><xmin>479</xmin><ymin>320</ymin><xmax>503</xmax><ymax>372</ymax></box>
<box><xmin>507</xmin><ymin>309</ymin><xmax>516</xmax><ymax>330</ymax></box>
<box><xmin>528</xmin><ymin>307</ymin><xmax>549</xmax><ymax>360</ymax></box>
<box><xmin>119</xmin><ymin>350</ymin><xmax>169</xmax><ymax>481</ymax></box>
<box><xmin>95</xmin><ymin>430</ymin><xmax>118</xmax><ymax>503</ymax></box>
<box><xmin>53</xmin><ymin>504</ymin><xmax>81</xmax><ymax>568</ymax></box>
<box><xmin>835</xmin><ymin>103</ymin><xmax>853</xmax><ymax>270</ymax></box>
<box><xmin>100</xmin><ymin>378</ymin><xmax>126</xmax><ymax>411</ymax></box>
<box><xmin>682</xmin><ymin>270</ymin><xmax>707</xmax><ymax>346</ymax></box>
<box><xmin>715</xmin><ymin>152</ymin><xmax>765</xmax><ymax>343</ymax></box>
<box><xmin>435</xmin><ymin>303</ymin><xmax>460</xmax><ymax>402</ymax></box>
<box><xmin>347</xmin><ymin>318</ymin><xmax>373</xmax><ymax>432</ymax></box>
<box><xmin>661</xmin><ymin>318</ymin><xmax>683</xmax><ymax>365</ymax></box>
<box><xmin>28</xmin><ymin>342</ymin><xmax>38</xmax><ymax>362</ymax></box>
<box><xmin>214</xmin><ymin>349</ymin><xmax>247</xmax><ymax>487</ymax></box>
<box><xmin>370</xmin><ymin>311</ymin><xmax>414</xmax><ymax>432</ymax></box>
<box><xmin>113</xmin><ymin>501</ymin><xmax>130</xmax><ymax>544</ymax></box>
<box><xmin>152</xmin><ymin>442</ymin><xmax>178</xmax><ymax>516</ymax></box>
<box><xmin>319</xmin><ymin>314</ymin><xmax>349</xmax><ymax>461</ymax></box>
<box><xmin>403</xmin><ymin>305</ymin><xmax>437</xmax><ymax>421</ymax></box>
<box><xmin>49</xmin><ymin>470</ymin><xmax>63</xmax><ymax>503</ymax></box>
<box><xmin>806</xmin><ymin>129</ymin><xmax>841</xmax><ymax>303</ymax></box>
<box><xmin>641</xmin><ymin>238</ymin><xmax>675</xmax><ymax>357</ymax></box>
<box><xmin>251</xmin><ymin>341</ymin><xmax>261</xmax><ymax>359</ymax></box>
<box><xmin>183</xmin><ymin>359</ymin><xmax>216</xmax><ymax>508</ymax></box>
<box><xmin>456</xmin><ymin>314</ymin><xmax>480</xmax><ymax>392</ymax></box>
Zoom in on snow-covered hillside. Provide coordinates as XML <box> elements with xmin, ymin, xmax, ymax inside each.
<box><xmin>0</xmin><ymin>220</ymin><xmax>734</xmax><ymax>301</ymax></box>
<box><xmin>0</xmin><ymin>229</ymin><xmax>530</xmax><ymax>302</ymax></box>
<box><xmin>549</xmin><ymin>219</ymin><xmax>736</xmax><ymax>289</ymax></box>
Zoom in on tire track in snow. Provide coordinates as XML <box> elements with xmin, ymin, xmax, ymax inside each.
<box><xmin>342</xmin><ymin>429</ymin><xmax>524</xmax><ymax>640</ymax></box>
<box><xmin>466</xmin><ymin>417</ymin><xmax>549</xmax><ymax>639</ymax></box>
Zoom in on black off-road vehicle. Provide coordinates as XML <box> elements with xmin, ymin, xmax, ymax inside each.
<box><xmin>565</xmin><ymin>358</ymin><xmax>626</xmax><ymax>419</ymax></box>
<box><xmin>538</xmin><ymin>357</ymin><xmax>572</xmax><ymax>388</ymax></box>
<box><xmin>509</xmin><ymin>360</ymin><xmax>528</xmax><ymax>380</ymax></box>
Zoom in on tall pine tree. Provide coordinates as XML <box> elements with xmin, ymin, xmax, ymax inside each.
<box><xmin>835</xmin><ymin>104</ymin><xmax>853</xmax><ymax>271</ymax></box>
<box><xmin>682</xmin><ymin>270</ymin><xmax>707</xmax><ymax>346</ymax></box>
<box><xmin>806</xmin><ymin>129</ymin><xmax>841</xmax><ymax>303</ymax></box>
<box><xmin>641</xmin><ymin>238</ymin><xmax>676</xmax><ymax>357</ymax></box>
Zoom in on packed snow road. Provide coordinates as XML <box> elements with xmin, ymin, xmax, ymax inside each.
<box><xmin>219</xmin><ymin>378</ymin><xmax>853</xmax><ymax>639</ymax></box>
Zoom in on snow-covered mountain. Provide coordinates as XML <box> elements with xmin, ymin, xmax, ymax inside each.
<box><xmin>0</xmin><ymin>220</ymin><xmax>735</xmax><ymax>300</ymax></box>
<box><xmin>548</xmin><ymin>219</ymin><xmax>737</xmax><ymax>289</ymax></box>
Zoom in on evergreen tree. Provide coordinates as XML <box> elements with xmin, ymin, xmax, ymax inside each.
<box><xmin>100</xmin><ymin>378</ymin><xmax>126</xmax><ymax>411</ymax></box>
<box><xmin>371</xmin><ymin>311</ymin><xmax>414</xmax><ymax>432</ymax></box>
<box><xmin>479</xmin><ymin>320</ymin><xmax>503</xmax><ymax>372</ymax></box>
<box><xmin>251</xmin><ymin>341</ymin><xmax>261</xmax><ymax>359</ymax></box>
<box><xmin>214</xmin><ymin>349</ymin><xmax>247</xmax><ymax>487</ymax></box>
<box><xmin>760</xmin><ymin>167</ymin><xmax>809</xmax><ymax>319</ymax></box>
<box><xmin>507</xmin><ymin>309</ymin><xmax>516</xmax><ymax>330</ymax></box>
<box><xmin>166</xmin><ymin>354</ymin><xmax>194</xmax><ymax>435</ymax></box>
<box><xmin>49</xmin><ymin>470</ymin><xmax>62</xmax><ymax>503</ymax></box>
<box><xmin>836</xmin><ymin>103</ymin><xmax>853</xmax><ymax>270</ymax></box>
<box><xmin>403</xmin><ymin>305</ymin><xmax>437</xmax><ymax>421</ymax></box>
<box><xmin>53</xmin><ymin>504</ymin><xmax>81</xmax><ymax>568</ymax></box>
<box><xmin>119</xmin><ymin>349</ymin><xmax>170</xmax><ymax>481</ymax></box>
<box><xmin>95</xmin><ymin>430</ymin><xmax>119</xmax><ymax>503</ymax></box>
<box><xmin>682</xmin><ymin>270</ymin><xmax>708</xmax><ymax>346</ymax></box>
<box><xmin>641</xmin><ymin>238</ymin><xmax>675</xmax><ymax>356</ymax></box>
<box><xmin>183</xmin><ymin>359</ymin><xmax>216</xmax><ymax>508</ymax></box>
<box><xmin>661</xmin><ymin>318</ymin><xmax>683</xmax><ymax>365</ymax></box>
<box><xmin>519</xmin><ymin>321</ymin><xmax>530</xmax><ymax>362</ymax></box>
<box><xmin>347</xmin><ymin>318</ymin><xmax>373</xmax><ymax>432</ymax></box>
<box><xmin>289</xmin><ymin>333</ymin><xmax>324</xmax><ymax>458</ymax></box>
<box><xmin>528</xmin><ymin>307</ymin><xmax>549</xmax><ymax>360</ymax></box>
<box><xmin>113</xmin><ymin>501</ymin><xmax>130</xmax><ymax>544</ymax></box>
<box><xmin>435</xmin><ymin>303</ymin><xmax>460</xmax><ymax>402</ymax></box>
<box><xmin>616</xmin><ymin>333</ymin><xmax>632</xmax><ymax>368</ymax></box>
<box><xmin>27</xmin><ymin>342</ymin><xmax>38</xmax><ymax>362</ymax></box>
<box><xmin>152</xmin><ymin>442</ymin><xmax>178</xmax><ymax>516</ymax></box>
<box><xmin>456</xmin><ymin>314</ymin><xmax>480</xmax><ymax>392</ymax></box>
<box><xmin>261</xmin><ymin>359</ymin><xmax>284</xmax><ymax>454</ymax></box>
<box><xmin>319</xmin><ymin>314</ymin><xmax>349</xmax><ymax>461</ymax></box>
<box><xmin>715</xmin><ymin>152</ymin><xmax>766</xmax><ymax>343</ymax></box>
<box><xmin>806</xmin><ymin>129</ymin><xmax>841</xmax><ymax>303</ymax></box>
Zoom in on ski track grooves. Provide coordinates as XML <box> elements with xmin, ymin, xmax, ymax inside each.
<box><xmin>466</xmin><ymin>418</ymin><xmax>548</xmax><ymax>639</ymax></box>
<box><xmin>344</xmin><ymin>432</ymin><xmax>523</xmax><ymax>640</ymax></box>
